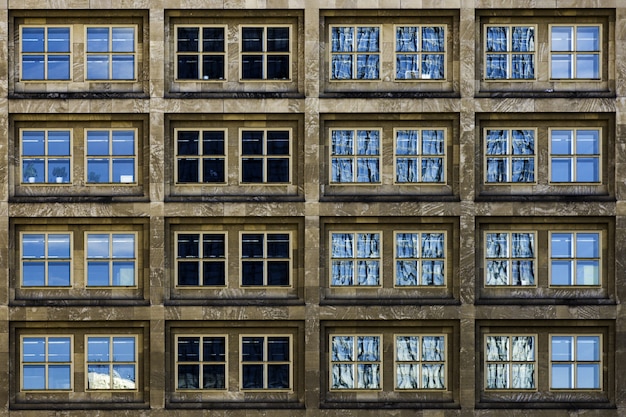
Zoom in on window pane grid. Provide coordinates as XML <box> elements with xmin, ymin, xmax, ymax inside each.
<box><xmin>240</xmin><ymin>129</ymin><xmax>290</xmax><ymax>183</ymax></box>
<box><xmin>240</xmin><ymin>26</ymin><xmax>290</xmax><ymax>80</ymax></box>
<box><xmin>241</xmin><ymin>336</ymin><xmax>291</xmax><ymax>390</ymax></box>
<box><xmin>485</xmin><ymin>128</ymin><xmax>536</xmax><ymax>183</ymax></box>
<box><xmin>20</xmin><ymin>26</ymin><xmax>71</xmax><ymax>80</ymax></box>
<box><xmin>21</xmin><ymin>129</ymin><xmax>72</xmax><ymax>184</ymax></box>
<box><xmin>86</xmin><ymin>233</ymin><xmax>137</xmax><ymax>287</ymax></box>
<box><xmin>241</xmin><ymin>232</ymin><xmax>291</xmax><ymax>287</ymax></box>
<box><xmin>485</xmin><ymin>232</ymin><xmax>536</xmax><ymax>286</ymax></box>
<box><xmin>86</xmin><ymin>26</ymin><xmax>136</xmax><ymax>80</ymax></box>
<box><xmin>550</xmin><ymin>232</ymin><xmax>601</xmax><ymax>286</ymax></box>
<box><xmin>550</xmin><ymin>335</ymin><xmax>601</xmax><ymax>389</ymax></box>
<box><xmin>395</xmin><ymin>335</ymin><xmax>446</xmax><ymax>390</ymax></box>
<box><xmin>330</xmin><ymin>232</ymin><xmax>381</xmax><ymax>286</ymax></box>
<box><xmin>176</xmin><ymin>26</ymin><xmax>226</xmax><ymax>80</ymax></box>
<box><xmin>485</xmin><ymin>25</ymin><xmax>536</xmax><ymax>80</ymax></box>
<box><xmin>331</xmin><ymin>129</ymin><xmax>381</xmax><ymax>183</ymax></box>
<box><xmin>86</xmin><ymin>129</ymin><xmax>137</xmax><ymax>184</ymax></box>
<box><xmin>394</xmin><ymin>232</ymin><xmax>446</xmax><ymax>287</ymax></box>
<box><xmin>394</xmin><ymin>128</ymin><xmax>445</xmax><ymax>183</ymax></box>
<box><xmin>550</xmin><ymin>25</ymin><xmax>600</xmax><ymax>79</ymax></box>
<box><xmin>21</xmin><ymin>232</ymin><xmax>72</xmax><ymax>287</ymax></box>
<box><xmin>175</xmin><ymin>129</ymin><xmax>226</xmax><ymax>184</ymax></box>
<box><xmin>331</xmin><ymin>26</ymin><xmax>380</xmax><ymax>80</ymax></box>
<box><xmin>330</xmin><ymin>335</ymin><xmax>381</xmax><ymax>390</ymax></box>
<box><xmin>176</xmin><ymin>336</ymin><xmax>227</xmax><ymax>390</ymax></box>
<box><xmin>21</xmin><ymin>336</ymin><xmax>72</xmax><ymax>391</ymax></box>
<box><xmin>175</xmin><ymin>232</ymin><xmax>227</xmax><ymax>286</ymax></box>
<box><xmin>86</xmin><ymin>336</ymin><xmax>137</xmax><ymax>390</ymax></box>
<box><xmin>485</xmin><ymin>335</ymin><xmax>536</xmax><ymax>390</ymax></box>
<box><xmin>550</xmin><ymin>129</ymin><xmax>600</xmax><ymax>183</ymax></box>
<box><xmin>395</xmin><ymin>26</ymin><xmax>445</xmax><ymax>80</ymax></box>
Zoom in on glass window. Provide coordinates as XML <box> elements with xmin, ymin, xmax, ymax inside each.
<box><xmin>550</xmin><ymin>25</ymin><xmax>600</xmax><ymax>79</ymax></box>
<box><xmin>394</xmin><ymin>232</ymin><xmax>445</xmax><ymax>286</ymax></box>
<box><xmin>395</xmin><ymin>129</ymin><xmax>445</xmax><ymax>183</ymax></box>
<box><xmin>176</xmin><ymin>233</ymin><xmax>226</xmax><ymax>286</ymax></box>
<box><xmin>176</xmin><ymin>129</ymin><xmax>226</xmax><ymax>183</ymax></box>
<box><xmin>241</xmin><ymin>233</ymin><xmax>290</xmax><ymax>286</ymax></box>
<box><xmin>241</xmin><ymin>336</ymin><xmax>291</xmax><ymax>390</ymax></box>
<box><xmin>86</xmin><ymin>336</ymin><xmax>136</xmax><ymax>390</ymax></box>
<box><xmin>176</xmin><ymin>336</ymin><xmax>227</xmax><ymax>390</ymax></box>
<box><xmin>21</xmin><ymin>336</ymin><xmax>72</xmax><ymax>391</ymax></box>
<box><xmin>550</xmin><ymin>129</ymin><xmax>600</xmax><ymax>183</ymax></box>
<box><xmin>330</xmin><ymin>232</ymin><xmax>381</xmax><ymax>286</ymax></box>
<box><xmin>86</xmin><ymin>233</ymin><xmax>136</xmax><ymax>286</ymax></box>
<box><xmin>241</xmin><ymin>130</ymin><xmax>290</xmax><ymax>183</ymax></box>
<box><xmin>395</xmin><ymin>335</ymin><xmax>446</xmax><ymax>390</ymax></box>
<box><xmin>550</xmin><ymin>232</ymin><xmax>600</xmax><ymax>286</ymax></box>
<box><xmin>330</xmin><ymin>335</ymin><xmax>381</xmax><ymax>390</ymax></box>
<box><xmin>176</xmin><ymin>26</ymin><xmax>226</xmax><ymax>80</ymax></box>
<box><xmin>21</xmin><ymin>233</ymin><xmax>71</xmax><ymax>287</ymax></box>
<box><xmin>395</xmin><ymin>26</ymin><xmax>445</xmax><ymax>80</ymax></box>
<box><xmin>241</xmin><ymin>26</ymin><xmax>290</xmax><ymax>80</ymax></box>
<box><xmin>86</xmin><ymin>129</ymin><xmax>136</xmax><ymax>184</ymax></box>
<box><xmin>20</xmin><ymin>26</ymin><xmax>71</xmax><ymax>80</ymax></box>
<box><xmin>485</xmin><ymin>232</ymin><xmax>536</xmax><ymax>286</ymax></box>
<box><xmin>551</xmin><ymin>335</ymin><xmax>601</xmax><ymax>389</ymax></box>
<box><xmin>331</xmin><ymin>129</ymin><xmax>380</xmax><ymax>183</ymax></box>
<box><xmin>485</xmin><ymin>335</ymin><xmax>536</xmax><ymax>390</ymax></box>
<box><xmin>21</xmin><ymin>129</ymin><xmax>71</xmax><ymax>184</ymax></box>
<box><xmin>86</xmin><ymin>26</ymin><xmax>136</xmax><ymax>80</ymax></box>
<box><xmin>485</xmin><ymin>129</ymin><xmax>535</xmax><ymax>183</ymax></box>
<box><xmin>330</xmin><ymin>26</ymin><xmax>380</xmax><ymax>80</ymax></box>
<box><xmin>485</xmin><ymin>25</ymin><xmax>535</xmax><ymax>80</ymax></box>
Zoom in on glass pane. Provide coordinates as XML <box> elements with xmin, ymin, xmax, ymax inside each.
<box><xmin>22</xmin><ymin>27</ymin><xmax>45</xmax><ymax>52</ymax></box>
<box><xmin>203</xmin><ymin>27</ymin><xmax>224</xmax><ymax>52</ymax></box>
<box><xmin>203</xmin><ymin>261</ymin><xmax>225</xmax><ymax>285</ymax></box>
<box><xmin>22</xmin><ymin>234</ymin><xmax>45</xmax><ymax>258</ymax></box>
<box><xmin>356</xmin><ymin>27</ymin><xmax>379</xmax><ymax>52</ymax></box>
<box><xmin>203</xmin><ymin>234</ymin><xmax>225</xmax><ymax>258</ymax></box>
<box><xmin>242</xmin><ymin>131</ymin><xmax>263</xmax><ymax>155</ymax></box>
<box><xmin>47</xmin><ymin>55</ymin><xmax>71</xmax><ymax>80</ymax></box>
<box><xmin>203</xmin><ymin>364</ymin><xmax>225</xmax><ymax>389</ymax></box>
<box><xmin>552</xmin><ymin>336</ymin><xmax>573</xmax><ymax>361</ymax></box>
<box><xmin>47</xmin><ymin>27</ymin><xmax>70</xmax><ymax>52</ymax></box>
<box><xmin>267</xmin><ymin>261</ymin><xmax>289</xmax><ymax>285</ymax></box>
<box><xmin>87</xmin><ymin>27</ymin><xmax>110</xmax><ymax>52</ymax></box>
<box><xmin>242</xmin><ymin>27</ymin><xmax>263</xmax><ymax>52</ymax></box>
<box><xmin>87</xmin><ymin>159</ymin><xmax>110</xmax><ymax>182</ymax></box>
<box><xmin>88</xmin><ymin>234</ymin><xmax>110</xmax><ymax>258</ymax></box>
<box><xmin>177</xmin><ymin>27</ymin><xmax>199</xmax><ymax>52</ymax></box>
<box><xmin>357</xmin><ymin>364</ymin><xmax>380</xmax><ymax>388</ymax></box>
<box><xmin>267</xmin><ymin>27</ymin><xmax>289</xmax><ymax>52</ymax></box>
<box><xmin>242</xmin><ymin>158</ymin><xmax>263</xmax><ymax>182</ymax></box>
<box><xmin>177</xmin><ymin>131</ymin><xmax>199</xmax><ymax>155</ymax></box>
<box><xmin>357</xmin><ymin>336</ymin><xmax>379</xmax><ymax>361</ymax></box>
<box><xmin>178</xmin><ymin>234</ymin><xmax>200</xmax><ymax>258</ymax></box>
<box><xmin>551</xmin><ymin>233</ymin><xmax>572</xmax><ymax>258</ymax></box>
<box><xmin>48</xmin><ymin>337</ymin><xmax>71</xmax><ymax>362</ymax></box>
<box><xmin>577</xmin><ymin>54</ymin><xmax>599</xmax><ymax>78</ymax></box>
<box><xmin>203</xmin><ymin>337</ymin><xmax>226</xmax><ymax>361</ymax></box>
<box><xmin>356</xmin><ymin>54</ymin><xmax>379</xmax><ymax>79</ymax></box>
<box><xmin>23</xmin><ymin>365</ymin><xmax>45</xmax><ymax>389</ymax></box>
<box><xmin>551</xmin><ymin>54</ymin><xmax>573</xmax><ymax>78</ymax></box>
<box><xmin>242</xmin><ymin>234</ymin><xmax>263</xmax><ymax>258</ymax></box>
<box><xmin>87</xmin><ymin>131</ymin><xmax>110</xmax><ymax>155</ymax></box>
<box><xmin>577</xmin><ymin>336</ymin><xmax>600</xmax><ymax>361</ymax></box>
<box><xmin>396</xmin><ymin>336</ymin><xmax>419</xmax><ymax>360</ymax></box>
<box><xmin>48</xmin><ymin>365</ymin><xmax>71</xmax><ymax>389</ymax></box>
<box><xmin>486</xmin><ymin>27</ymin><xmax>508</xmax><ymax>52</ymax></box>
<box><xmin>241</xmin><ymin>261</ymin><xmax>263</xmax><ymax>286</ymax></box>
<box><xmin>47</xmin><ymin>131</ymin><xmax>71</xmax><ymax>155</ymax></box>
<box><xmin>112</xmin><ymin>262</ymin><xmax>135</xmax><ymax>285</ymax></box>
<box><xmin>113</xmin><ymin>337</ymin><xmax>135</xmax><ymax>361</ymax></box>
<box><xmin>22</xmin><ymin>337</ymin><xmax>45</xmax><ymax>362</ymax></box>
<box><xmin>331</xmin><ymin>336</ymin><xmax>354</xmax><ymax>361</ymax></box>
<box><xmin>203</xmin><ymin>159</ymin><xmax>225</xmax><ymax>182</ymax></box>
<box><xmin>396</xmin><ymin>27</ymin><xmax>418</xmax><ymax>52</ymax></box>
<box><xmin>577</xmin><ymin>26</ymin><xmax>599</xmax><ymax>51</ymax></box>
<box><xmin>23</xmin><ymin>262</ymin><xmax>45</xmax><ymax>286</ymax></box>
<box><xmin>331</xmin><ymin>54</ymin><xmax>352</xmax><ymax>79</ymax></box>
<box><xmin>331</xmin><ymin>363</ymin><xmax>354</xmax><ymax>389</ymax></box>
<box><xmin>203</xmin><ymin>55</ymin><xmax>225</xmax><ymax>79</ymax></box>
<box><xmin>268</xmin><ymin>337</ymin><xmax>289</xmax><ymax>361</ymax></box>
<box><xmin>512</xmin><ymin>364</ymin><xmax>535</xmax><ymax>389</ymax></box>
<box><xmin>178</xmin><ymin>262</ymin><xmax>199</xmax><ymax>285</ymax></box>
<box><xmin>268</xmin><ymin>364</ymin><xmax>290</xmax><ymax>388</ymax></box>
<box><xmin>576</xmin><ymin>260</ymin><xmax>599</xmax><ymax>285</ymax></box>
<box><xmin>178</xmin><ymin>364</ymin><xmax>199</xmax><ymax>388</ymax></box>
<box><xmin>88</xmin><ymin>364</ymin><xmax>110</xmax><ymax>389</ymax></box>
<box><xmin>551</xmin><ymin>364</ymin><xmax>573</xmax><ymax>388</ymax></box>
<box><xmin>577</xmin><ymin>233</ymin><xmax>599</xmax><ymax>258</ymax></box>
<box><xmin>48</xmin><ymin>159</ymin><xmax>70</xmax><ymax>183</ymax></box>
<box><xmin>87</xmin><ymin>55</ymin><xmax>110</xmax><ymax>79</ymax></box>
<box><xmin>48</xmin><ymin>234</ymin><xmax>70</xmax><ymax>258</ymax></box>
<box><xmin>267</xmin><ymin>131</ymin><xmax>289</xmax><ymax>155</ymax></box>
<box><xmin>242</xmin><ymin>364</ymin><xmax>263</xmax><ymax>388</ymax></box>
<box><xmin>242</xmin><ymin>337</ymin><xmax>264</xmax><ymax>361</ymax></box>
<box><xmin>331</xmin><ymin>27</ymin><xmax>354</xmax><ymax>52</ymax></box>
<box><xmin>87</xmin><ymin>262</ymin><xmax>110</xmax><ymax>286</ymax></box>
<box><xmin>22</xmin><ymin>55</ymin><xmax>45</xmax><ymax>79</ymax></box>
<box><xmin>177</xmin><ymin>336</ymin><xmax>199</xmax><ymax>361</ymax></box>
<box><xmin>48</xmin><ymin>262</ymin><xmax>71</xmax><ymax>286</ymax></box>
<box><xmin>486</xmin><ymin>54</ymin><xmax>508</xmax><ymax>79</ymax></box>
<box><xmin>88</xmin><ymin>337</ymin><xmax>110</xmax><ymax>362</ymax></box>
<box><xmin>112</xmin><ymin>55</ymin><xmax>135</xmax><ymax>79</ymax></box>
<box><xmin>22</xmin><ymin>131</ymin><xmax>45</xmax><ymax>156</ymax></box>
<box><xmin>112</xmin><ymin>159</ymin><xmax>135</xmax><ymax>182</ymax></box>
<box><xmin>241</xmin><ymin>54</ymin><xmax>263</xmax><ymax>79</ymax></box>
<box><xmin>112</xmin><ymin>131</ymin><xmax>135</xmax><ymax>155</ymax></box>
<box><xmin>577</xmin><ymin>364</ymin><xmax>599</xmax><ymax>388</ymax></box>
<box><xmin>512</xmin><ymin>336</ymin><xmax>534</xmax><ymax>360</ymax></box>
<box><xmin>552</xmin><ymin>27</ymin><xmax>573</xmax><ymax>51</ymax></box>
<box><xmin>551</xmin><ymin>260</ymin><xmax>573</xmax><ymax>285</ymax></box>
<box><xmin>203</xmin><ymin>131</ymin><xmax>225</xmax><ymax>154</ymax></box>
<box><xmin>113</xmin><ymin>364</ymin><xmax>135</xmax><ymax>388</ymax></box>
<box><xmin>112</xmin><ymin>27</ymin><xmax>134</xmax><ymax>52</ymax></box>
<box><xmin>551</xmin><ymin>158</ymin><xmax>573</xmax><ymax>182</ymax></box>
<box><xmin>177</xmin><ymin>55</ymin><xmax>198</xmax><ymax>79</ymax></box>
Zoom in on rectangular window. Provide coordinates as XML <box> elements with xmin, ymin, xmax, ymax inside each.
<box><xmin>331</xmin><ymin>232</ymin><xmax>381</xmax><ymax>286</ymax></box>
<box><xmin>241</xmin><ymin>336</ymin><xmax>291</xmax><ymax>390</ymax></box>
<box><xmin>240</xmin><ymin>26</ymin><xmax>290</xmax><ymax>80</ymax></box>
<box><xmin>176</xmin><ymin>336</ymin><xmax>227</xmax><ymax>390</ymax></box>
<box><xmin>485</xmin><ymin>232</ymin><xmax>536</xmax><ymax>286</ymax></box>
<box><xmin>20</xmin><ymin>26</ymin><xmax>71</xmax><ymax>80</ymax></box>
<box><xmin>485</xmin><ymin>335</ymin><xmax>536</xmax><ymax>390</ymax></box>
<box><xmin>240</xmin><ymin>129</ymin><xmax>290</xmax><ymax>183</ymax></box>
<box><xmin>394</xmin><ymin>232</ymin><xmax>445</xmax><ymax>286</ymax></box>
<box><xmin>551</xmin><ymin>335</ymin><xmax>601</xmax><ymax>389</ymax></box>
<box><xmin>550</xmin><ymin>232</ymin><xmax>600</xmax><ymax>286</ymax></box>
<box><xmin>485</xmin><ymin>129</ymin><xmax>535</xmax><ymax>183</ymax></box>
<box><xmin>395</xmin><ymin>335</ymin><xmax>446</xmax><ymax>390</ymax></box>
<box><xmin>331</xmin><ymin>129</ymin><xmax>380</xmax><ymax>183</ymax></box>
<box><xmin>485</xmin><ymin>25</ymin><xmax>535</xmax><ymax>79</ymax></box>
<box><xmin>21</xmin><ymin>336</ymin><xmax>72</xmax><ymax>391</ymax></box>
<box><xmin>176</xmin><ymin>26</ymin><xmax>226</xmax><ymax>81</ymax></box>
<box><xmin>86</xmin><ymin>336</ymin><xmax>136</xmax><ymax>390</ymax></box>
<box><xmin>330</xmin><ymin>335</ymin><xmax>381</xmax><ymax>390</ymax></box>
<box><xmin>86</xmin><ymin>233</ymin><xmax>136</xmax><ymax>286</ymax></box>
<box><xmin>550</xmin><ymin>25</ymin><xmax>600</xmax><ymax>79</ymax></box>
<box><xmin>550</xmin><ymin>129</ymin><xmax>600</xmax><ymax>183</ymax></box>
<box><xmin>21</xmin><ymin>232</ymin><xmax>71</xmax><ymax>287</ymax></box>
<box><xmin>86</xmin><ymin>129</ymin><xmax>136</xmax><ymax>184</ymax></box>
<box><xmin>176</xmin><ymin>129</ymin><xmax>226</xmax><ymax>183</ymax></box>
<box><xmin>330</xmin><ymin>26</ymin><xmax>380</xmax><ymax>80</ymax></box>
<box><xmin>241</xmin><ymin>233</ymin><xmax>290</xmax><ymax>286</ymax></box>
<box><xmin>394</xmin><ymin>129</ymin><xmax>445</xmax><ymax>183</ymax></box>
<box><xmin>176</xmin><ymin>233</ymin><xmax>226</xmax><ymax>286</ymax></box>
<box><xmin>395</xmin><ymin>26</ymin><xmax>445</xmax><ymax>80</ymax></box>
<box><xmin>21</xmin><ymin>129</ymin><xmax>71</xmax><ymax>184</ymax></box>
<box><xmin>86</xmin><ymin>26</ymin><xmax>136</xmax><ymax>80</ymax></box>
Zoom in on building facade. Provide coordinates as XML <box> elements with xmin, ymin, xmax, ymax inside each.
<box><xmin>0</xmin><ymin>0</ymin><xmax>625</xmax><ymax>416</ymax></box>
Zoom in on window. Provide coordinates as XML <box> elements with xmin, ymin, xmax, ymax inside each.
<box><xmin>240</xmin><ymin>129</ymin><xmax>290</xmax><ymax>183</ymax></box>
<box><xmin>21</xmin><ymin>336</ymin><xmax>72</xmax><ymax>391</ymax></box>
<box><xmin>485</xmin><ymin>232</ymin><xmax>536</xmax><ymax>286</ymax></box>
<box><xmin>395</xmin><ymin>335</ymin><xmax>446</xmax><ymax>390</ymax></box>
<box><xmin>550</xmin><ymin>232</ymin><xmax>600</xmax><ymax>286</ymax></box>
<box><xmin>485</xmin><ymin>25</ymin><xmax>535</xmax><ymax>80</ymax></box>
<box><xmin>241</xmin><ymin>336</ymin><xmax>291</xmax><ymax>390</ymax></box>
<box><xmin>330</xmin><ymin>335</ymin><xmax>381</xmax><ymax>390</ymax></box>
<box><xmin>241</xmin><ymin>26</ymin><xmax>290</xmax><ymax>80</ymax></box>
<box><xmin>330</xmin><ymin>232</ymin><xmax>381</xmax><ymax>286</ymax></box>
<box><xmin>550</xmin><ymin>129</ymin><xmax>600</xmax><ymax>183</ymax></box>
<box><xmin>550</xmin><ymin>25</ymin><xmax>600</xmax><ymax>79</ymax></box>
<box><xmin>241</xmin><ymin>233</ymin><xmax>290</xmax><ymax>286</ymax></box>
<box><xmin>86</xmin><ymin>129</ymin><xmax>136</xmax><ymax>184</ymax></box>
<box><xmin>330</xmin><ymin>26</ymin><xmax>380</xmax><ymax>80</ymax></box>
<box><xmin>485</xmin><ymin>335</ymin><xmax>536</xmax><ymax>390</ymax></box>
<box><xmin>86</xmin><ymin>233</ymin><xmax>136</xmax><ymax>286</ymax></box>
<box><xmin>21</xmin><ymin>233</ymin><xmax>71</xmax><ymax>287</ymax></box>
<box><xmin>175</xmin><ymin>129</ymin><xmax>226</xmax><ymax>184</ymax></box>
<box><xmin>176</xmin><ymin>336</ymin><xmax>227</xmax><ymax>390</ymax></box>
<box><xmin>395</xmin><ymin>26</ymin><xmax>446</xmax><ymax>80</ymax></box>
<box><xmin>395</xmin><ymin>232</ymin><xmax>445</xmax><ymax>287</ymax></box>
<box><xmin>176</xmin><ymin>233</ymin><xmax>226</xmax><ymax>286</ymax></box>
<box><xmin>87</xmin><ymin>336</ymin><xmax>137</xmax><ymax>390</ymax></box>
<box><xmin>21</xmin><ymin>129</ymin><xmax>71</xmax><ymax>184</ymax></box>
<box><xmin>20</xmin><ymin>26</ymin><xmax>71</xmax><ymax>80</ymax></box>
<box><xmin>330</xmin><ymin>129</ymin><xmax>380</xmax><ymax>183</ymax></box>
<box><xmin>175</xmin><ymin>26</ymin><xmax>226</xmax><ymax>81</ymax></box>
<box><xmin>551</xmin><ymin>335</ymin><xmax>601</xmax><ymax>390</ymax></box>
<box><xmin>485</xmin><ymin>129</ymin><xmax>535</xmax><ymax>183</ymax></box>
<box><xmin>85</xmin><ymin>26</ymin><xmax>136</xmax><ymax>80</ymax></box>
<box><xmin>394</xmin><ymin>128</ymin><xmax>445</xmax><ymax>183</ymax></box>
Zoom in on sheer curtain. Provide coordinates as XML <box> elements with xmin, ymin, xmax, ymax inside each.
<box><xmin>396</xmin><ymin>233</ymin><xmax>445</xmax><ymax>286</ymax></box>
<box><xmin>332</xmin><ymin>130</ymin><xmax>379</xmax><ymax>183</ymax></box>
<box><xmin>486</xmin><ymin>129</ymin><xmax>534</xmax><ymax>182</ymax></box>
<box><xmin>396</xmin><ymin>26</ymin><xmax>444</xmax><ymax>79</ymax></box>
<box><xmin>396</xmin><ymin>129</ymin><xmax>444</xmax><ymax>183</ymax></box>
<box><xmin>331</xmin><ymin>336</ymin><xmax>380</xmax><ymax>389</ymax></box>
<box><xmin>486</xmin><ymin>336</ymin><xmax>535</xmax><ymax>389</ymax></box>
<box><xmin>486</xmin><ymin>26</ymin><xmax>534</xmax><ymax>79</ymax></box>
<box><xmin>486</xmin><ymin>233</ymin><xmax>535</xmax><ymax>286</ymax></box>
<box><xmin>331</xmin><ymin>27</ymin><xmax>379</xmax><ymax>79</ymax></box>
<box><xmin>331</xmin><ymin>233</ymin><xmax>380</xmax><ymax>286</ymax></box>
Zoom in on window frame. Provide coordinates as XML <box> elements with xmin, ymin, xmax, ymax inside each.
<box><xmin>329</xmin><ymin>333</ymin><xmax>383</xmax><ymax>391</ymax></box>
<box><xmin>483</xmin><ymin>24</ymin><xmax>537</xmax><ymax>81</ymax></box>
<box><xmin>20</xmin><ymin>231</ymin><xmax>73</xmax><ymax>287</ymax></box>
<box><xmin>549</xmin><ymin>334</ymin><xmax>603</xmax><ymax>391</ymax></box>
<box><xmin>174</xmin><ymin>24</ymin><xmax>227</xmax><ymax>82</ymax></box>
<box><xmin>548</xmin><ymin>127</ymin><xmax>602</xmax><ymax>184</ymax></box>
<box><xmin>548</xmin><ymin>231</ymin><xmax>601</xmax><ymax>287</ymax></box>
<box><xmin>20</xmin><ymin>128</ymin><xmax>73</xmax><ymax>185</ymax></box>
<box><xmin>239</xmin><ymin>231</ymin><xmax>292</xmax><ymax>288</ymax></box>
<box><xmin>239</xmin><ymin>334</ymin><xmax>293</xmax><ymax>392</ymax></box>
<box><xmin>84</xmin><ymin>231</ymin><xmax>138</xmax><ymax>288</ymax></box>
<box><xmin>483</xmin><ymin>127</ymin><xmax>537</xmax><ymax>184</ymax></box>
<box><xmin>84</xmin><ymin>24</ymin><xmax>137</xmax><ymax>82</ymax></box>
<box><xmin>549</xmin><ymin>24</ymin><xmax>602</xmax><ymax>81</ymax></box>
<box><xmin>174</xmin><ymin>231</ymin><xmax>228</xmax><ymax>288</ymax></box>
<box><xmin>238</xmin><ymin>128</ymin><xmax>292</xmax><ymax>184</ymax></box>
<box><xmin>239</xmin><ymin>25</ymin><xmax>292</xmax><ymax>81</ymax></box>
<box><xmin>483</xmin><ymin>334</ymin><xmax>537</xmax><ymax>391</ymax></box>
<box><xmin>174</xmin><ymin>128</ymin><xmax>228</xmax><ymax>185</ymax></box>
<box><xmin>484</xmin><ymin>231</ymin><xmax>537</xmax><ymax>287</ymax></box>
<box><xmin>393</xmin><ymin>230</ymin><xmax>448</xmax><ymax>288</ymax></box>
<box><xmin>84</xmin><ymin>128</ymin><xmax>138</xmax><ymax>185</ymax></box>
<box><xmin>329</xmin><ymin>231</ymin><xmax>383</xmax><ymax>288</ymax></box>
<box><xmin>175</xmin><ymin>334</ymin><xmax>228</xmax><ymax>392</ymax></box>
<box><xmin>19</xmin><ymin>25</ymin><xmax>73</xmax><ymax>81</ymax></box>
<box><xmin>329</xmin><ymin>24</ymin><xmax>382</xmax><ymax>82</ymax></box>
<box><xmin>20</xmin><ymin>335</ymin><xmax>74</xmax><ymax>392</ymax></box>
<box><xmin>329</xmin><ymin>128</ymin><xmax>382</xmax><ymax>184</ymax></box>
<box><xmin>85</xmin><ymin>335</ymin><xmax>138</xmax><ymax>392</ymax></box>
<box><xmin>392</xmin><ymin>127</ymin><xmax>447</xmax><ymax>184</ymax></box>
<box><xmin>393</xmin><ymin>334</ymin><xmax>447</xmax><ymax>391</ymax></box>
<box><xmin>393</xmin><ymin>24</ymin><xmax>448</xmax><ymax>81</ymax></box>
